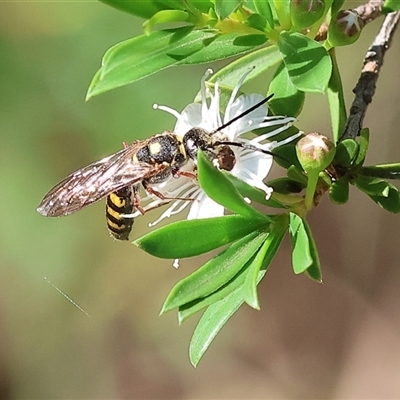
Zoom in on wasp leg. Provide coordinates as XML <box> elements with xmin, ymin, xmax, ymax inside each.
<box><xmin>173</xmin><ymin>170</ymin><xmax>198</xmax><ymax>180</ymax></box>
<box><xmin>141</xmin><ymin>181</ymin><xmax>196</xmax><ymax>203</ymax></box>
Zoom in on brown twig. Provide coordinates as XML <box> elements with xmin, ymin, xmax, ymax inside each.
<box><xmin>340</xmin><ymin>10</ymin><xmax>400</xmax><ymax>140</ymax></box>
<box><xmin>354</xmin><ymin>0</ymin><xmax>385</xmax><ymax>23</ymax></box>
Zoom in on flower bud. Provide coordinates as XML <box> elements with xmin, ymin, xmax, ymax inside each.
<box><xmin>328</xmin><ymin>10</ymin><xmax>364</xmax><ymax>47</ymax></box>
<box><xmin>296</xmin><ymin>132</ymin><xmax>336</xmax><ymax>173</ymax></box>
<box><xmin>291</xmin><ymin>0</ymin><xmax>325</xmax><ymax>29</ymax></box>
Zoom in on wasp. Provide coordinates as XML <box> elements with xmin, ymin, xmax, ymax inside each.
<box><xmin>37</xmin><ymin>95</ymin><xmax>276</xmax><ymax>240</ymax></box>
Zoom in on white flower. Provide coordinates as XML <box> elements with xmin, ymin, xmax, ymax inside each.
<box><xmin>129</xmin><ymin>68</ymin><xmax>299</xmax><ymax>225</ymax></box>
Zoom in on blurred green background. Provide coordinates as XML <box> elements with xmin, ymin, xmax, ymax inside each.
<box><xmin>1</xmin><ymin>1</ymin><xmax>400</xmax><ymax>398</ymax></box>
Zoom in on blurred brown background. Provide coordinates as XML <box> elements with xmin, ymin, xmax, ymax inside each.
<box><xmin>1</xmin><ymin>1</ymin><xmax>400</xmax><ymax>398</ymax></box>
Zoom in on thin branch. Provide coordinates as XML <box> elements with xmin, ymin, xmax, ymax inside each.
<box><xmin>340</xmin><ymin>10</ymin><xmax>400</xmax><ymax>141</ymax></box>
<box><xmin>354</xmin><ymin>0</ymin><xmax>385</xmax><ymax>23</ymax></box>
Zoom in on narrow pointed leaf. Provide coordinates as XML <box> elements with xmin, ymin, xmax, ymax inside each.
<box><xmin>215</xmin><ymin>0</ymin><xmax>241</xmax><ymax>19</ymax></box>
<box><xmin>204</xmin><ymin>45</ymin><xmax>281</xmax><ymax>90</ymax></box>
<box><xmin>242</xmin><ymin>216</ymin><xmax>288</xmax><ymax>309</ymax></box>
<box><xmin>178</xmin><ymin>262</ymin><xmax>250</xmax><ymax>322</ymax></box>
<box><xmin>289</xmin><ymin>213</ymin><xmax>322</xmax><ymax>281</ymax></box>
<box><xmin>179</xmin><ymin>33</ymin><xmax>264</xmax><ymax>65</ymax></box>
<box><xmin>161</xmin><ymin>230</ymin><xmax>269</xmax><ymax>313</ymax></box>
<box><xmin>87</xmin><ymin>28</ymin><xmax>216</xmax><ymax>99</ymax></box>
<box><xmin>98</xmin><ymin>0</ymin><xmax>184</xmax><ymax>19</ymax></box>
<box><xmin>253</xmin><ymin>0</ymin><xmax>274</xmax><ymax>28</ymax></box>
<box><xmin>273</xmin><ymin>0</ymin><xmax>291</xmax><ymax>30</ymax></box>
<box><xmin>189</xmin><ymin>287</ymin><xmax>244</xmax><ymax>367</ymax></box>
<box><xmin>143</xmin><ymin>10</ymin><xmax>191</xmax><ymax>35</ymax></box>
<box><xmin>327</xmin><ymin>49</ymin><xmax>347</xmax><ymax>142</ymax></box>
<box><xmin>135</xmin><ymin>214</ymin><xmax>268</xmax><ymax>258</ymax></box>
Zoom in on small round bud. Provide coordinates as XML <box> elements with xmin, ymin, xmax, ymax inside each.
<box><xmin>291</xmin><ymin>0</ymin><xmax>325</xmax><ymax>29</ymax></box>
<box><xmin>296</xmin><ymin>132</ymin><xmax>336</xmax><ymax>173</ymax></box>
<box><xmin>328</xmin><ymin>10</ymin><xmax>364</xmax><ymax>47</ymax></box>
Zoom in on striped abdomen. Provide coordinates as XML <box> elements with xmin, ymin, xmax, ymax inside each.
<box><xmin>106</xmin><ymin>186</ymin><xmax>136</xmax><ymax>240</ymax></box>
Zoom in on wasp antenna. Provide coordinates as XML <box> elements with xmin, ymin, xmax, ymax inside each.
<box><xmin>214</xmin><ymin>94</ymin><xmax>274</xmax><ymax>134</ymax></box>
<box><xmin>215</xmin><ymin>141</ymin><xmax>289</xmax><ymax>163</ymax></box>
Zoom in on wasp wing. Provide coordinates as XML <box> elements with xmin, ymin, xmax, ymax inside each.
<box><xmin>37</xmin><ymin>145</ymin><xmax>166</xmax><ymax>217</ymax></box>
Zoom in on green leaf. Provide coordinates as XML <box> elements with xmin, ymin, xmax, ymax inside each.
<box><xmin>268</xmin><ymin>177</ymin><xmax>305</xmax><ymax>194</ymax></box>
<box><xmin>232</xmin><ymin>34</ymin><xmax>268</xmax><ymax>46</ymax></box>
<box><xmin>286</xmin><ymin>165</ymin><xmax>308</xmax><ymax>186</ymax></box>
<box><xmin>242</xmin><ymin>216</ymin><xmax>288</xmax><ymax>309</ymax></box>
<box><xmin>204</xmin><ymin>45</ymin><xmax>281</xmax><ymax>89</ymax></box>
<box><xmin>369</xmin><ymin>185</ymin><xmax>400</xmax><ymax>213</ymax></box>
<box><xmin>277</xmin><ymin>31</ymin><xmax>332</xmax><ymax>93</ymax></box>
<box><xmin>327</xmin><ymin>49</ymin><xmax>347</xmax><ymax>142</ymax></box>
<box><xmin>329</xmin><ymin>178</ymin><xmax>349</xmax><ymax>204</ymax></box>
<box><xmin>197</xmin><ymin>150</ymin><xmax>269</xmax><ymax>220</ymax></box>
<box><xmin>353</xmin><ymin>176</ymin><xmax>400</xmax><ymax>213</ymax></box>
<box><xmin>334</xmin><ymin>139</ymin><xmax>359</xmax><ymax>167</ymax></box>
<box><xmin>253</xmin><ymin>0</ymin><xmax>274</xmax><ymax>28</ymax></box>
<box><xmin>354</xmin><ymin>128</ymin><xmax>369</xmax><ymax>166</ymax></box>
<box><xmin>179</xmin><ymin>262</ymin><xmax>250</xmax><ymax>322</ymax></box>
<box><xmin>179</xmin><ymin>32</ymin><xmax>264</xmax><ymax>65</ymax></box>
<box><xmin>353</xmin><ymin>176</ymin><xmax>391</xmax><ymax>197</ymax></box>
<box><xmin>87</xmin><ymin>28</ymin><xmax>216</xmax><ymax>99</ymax></box>
<box><xmin>135</xmin><ymin>214</ymin><xmax>268</xmax><ymax>258</ymax></box>
<box><xmin>143</xmin><ymin>10</ymin><xmax>191</xmax><ymax>35</ymax></box>
<box><xmin>269</xmin><ymin>62</ymin><xmax>305</xmax><ymax>117</ymax></box>
<box><xmin>246</xmin><ymin>13</ymin><xmax>267</xmax><ymax>32</ymax></box>
<box><xmin>98</xmin><ymin>0</ymin><xmax>185</xmax><ymax>19</ymax></box>
<box><xmin>289</xmin><ymin>213</ymin><xmax>322</xmax><ymax>281</ymax></box>
<box><xmin>186</xmin><ymin>0</ymin><xmax>214</xmax><ymax>13</ymax></box>
<box><xmin>358</xmin><ymin>164</ymin><xmax>400</xmax><ymax>180</ymax></box>
<box><xmin>383</xmin><ymin>0</ymin><xmax>400</xmax><ymax>13</ymax></box>
<box><xmin>161</xmin><ymin>230</ymin><xmax>269</xmax><ymax>313</ymax></box>
<box><xmin>189</xmin><ymin>286</ymin><xmax>244</xmax><ymax>367</ymax></box>
<box><xmin>273</xmin><ymin>0</ymin><xmax>291</xmax><ymax>30</ymax></box>
<box><xmin>214</xmin><ymin>0</ymin><xmax>242</xmax><ymax>19</ymax></box>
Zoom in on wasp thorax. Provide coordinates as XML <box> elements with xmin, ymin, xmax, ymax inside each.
<box><xmin>136</xmin><ymin>134</ymin><xmax>183</xmax><ymax>165</ymax></box>
<box><xmin>183</xmin><ymin>128</ymin><xmax>211</xmax><ymax>160</ymax></box>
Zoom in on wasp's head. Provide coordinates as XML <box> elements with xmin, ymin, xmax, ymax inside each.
<box><xmin>183</xmin><ymin>127</ymin><xmax>236</xmax><ymax>172</ymax></box>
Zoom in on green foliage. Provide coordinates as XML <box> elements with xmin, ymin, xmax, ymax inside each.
<box><xmin>135</xmin><ymin>214</ymin><xmax>268</xmax><ymax>258</ymax></box>
<box><xmin>268</xmin><ymin>62</ymin><xmax>305</xmax><ymax>117</ymax></box>
<box><xmin>277</xmin><ymin>31</ymin><xmax>332</xmax><ymax>93</ymax></box>
<box><xmin>383</xmin><ymin>0</ymin><xmax>400</xmax><ymax>13</ymax></box>
<box><xmin>327</xmin><ymin>49</ymin><xmax>347</xmax><ymax>142</ymax></box>
<box><xmin>89</xmin><ymin>0</ymin><xmax>400</xmax><ymax>365</ymax></box>
<box><xmin>289</xmin><ymin>213</ymin><xmax>322</xmax><ymax>281</ymax></box>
